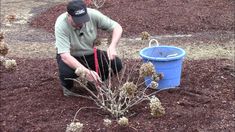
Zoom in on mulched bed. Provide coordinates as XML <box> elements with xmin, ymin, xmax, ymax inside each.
<box><xmin>0</xmin><ymin>58</ymin><xmax>234</xmax><ymax>131</ymax></box>
<box><xmin>30</xmin><ymin>0</ymin><xmax>234</xmax><ymax>37</ymax></box>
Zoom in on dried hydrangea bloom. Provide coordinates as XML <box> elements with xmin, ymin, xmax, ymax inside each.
<box><xmin>121</xmin><ymin>82</ymin><xmax>137</xmax><ymax>97</ymax></box>
<box><xmin>66</xmin><ymin>121</ymin><xmax>83</xmax><ymax>132</ymax></box>
<box><xmin>75</xmin><ymin>68</ymin><xmax>86</xmax><ymax>77</ymax></box>
<box><xmin>139</xmin><ymin>62</ymin><xmax>155</xmax><ymax>77</ymax></box>
<box><xmin>150</xmin><ymin>81</ymin><xmax>158</xmax><ymax>89</ymax></box>
<box><xmin>0</xmin><ymin>32</ymin><xmax>4</xmax><ymax>41</ymax></box>
<box><xmin>152</xmin><ymin>73</ymin><xmax>160</xmax><ymax>82</ymax></box>
<box><xmin>6</xmin><ymin>14</ymin><xmax>16</xmax><ymax>22</ymax></box>
<box><xmin>149</xmin><ymin>96</ymin><xmax>165</xmax><ymax>117</ymax></box>
<box><xmin>151</xmin><ymin>105</ymin><xmax>165</xmax><ymax>117</ymax></box>
<box><xmin>93</xmin><ymin>38</ymin><xmax>102</xmax><ymax>46</ymax></box>
<box><xmin>4</xmin><ymin>59</ymin><xmax>17</xmax><ymax>70</ymax></box>
<box><xmin>0</xmin><ymin>42</ymin><xmax>8</xmax><ymax>56</ymax></box>
<box><xmin>103</xmin><ymin>118</ymin><xmax>112</xmax><ymax>127</ymax></box>
<box><xmin>158</xmin><ymin>72</ymin><xmax>164</xmax><ymax>80</ymax></box>
<box><xmin>141</xmin><ymin>31</ymin><xmax>150</xmax><ymax>40</ymax></box>
<box><xmin>118</xmin><ymin>117</ymin><xmax>129</xmax><ymax>126</ymax></box>
<box><xmin>74</xmin><ymin>69</ymin><xmax>89</xmax><ymax>85</ymax></box>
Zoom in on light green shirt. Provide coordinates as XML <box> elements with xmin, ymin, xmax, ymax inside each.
<box><xmin>55</xmin><ymin>8</ymin><xmax>118</xmax><ymax>56</ymax></box>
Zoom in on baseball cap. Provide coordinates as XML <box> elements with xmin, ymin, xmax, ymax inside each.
<box><xmin>67</xmin><ymin>0</ymin><xmax>90</xmax><ymax>24</ymax></box>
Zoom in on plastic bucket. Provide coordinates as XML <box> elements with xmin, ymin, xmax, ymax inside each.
<box><xmin>139</xmin><ymin>39</ymin><xmax>186</xmax><ymax>89</ymax></box>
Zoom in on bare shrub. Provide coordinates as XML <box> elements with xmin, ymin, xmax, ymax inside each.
<box><xmin>66</xmin><ymin>57</ymin><xmax>166</xmax><ymax>130</ymax></box>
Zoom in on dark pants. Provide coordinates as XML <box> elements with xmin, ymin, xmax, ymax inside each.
<box><xmin>56</xmin><ymin>49</ymin><xmax>122</xmax><ymax>89</ymax></box>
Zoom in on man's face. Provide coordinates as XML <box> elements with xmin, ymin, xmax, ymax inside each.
<box><xmin>67</xmin><ymin>14</ymin><xmax>83</xmax><ymax>29</ymax></box>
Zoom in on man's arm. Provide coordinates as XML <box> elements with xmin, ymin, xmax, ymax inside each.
<box><xmin>107</xmin><ymin>24</ymin><xmax>123</xmax><ymax>60</ymax></box>
<box><xmin>60</xmin><ymin>52</ymin><xmax>87</xmax><ymax>71</ymax></box>
<box><xmin>90</xmin><ymin>9</ymin><xmax>122</xmax><ymax>60</ymax></box>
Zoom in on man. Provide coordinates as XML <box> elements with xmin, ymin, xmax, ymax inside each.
<box><xmin>55</xmin><ymin>0</ymin><xmax>123</xmax><ymax>96</ymax></box>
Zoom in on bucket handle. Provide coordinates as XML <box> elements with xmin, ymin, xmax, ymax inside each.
<box><xmin>167</xmin><ymin>53</ymin><xmax>178</xmax><ymax>58</ymax></box>
<box><xmin>149</xmin><ymin>39</ymin><xmax>159</xmax><ymax>47</ymax></box>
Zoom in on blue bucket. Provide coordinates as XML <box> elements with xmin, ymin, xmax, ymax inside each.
<box><xmin>139</xmin><ymin>39</ymin><xmax>186</xmax><ymax>89</ymax></box>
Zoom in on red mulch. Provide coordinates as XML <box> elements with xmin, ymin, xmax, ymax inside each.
<box><xmin>0</xmin><ymin>58</ymin><xmax>234</xmax><ymax>131</ymax></box>
<box><xmin>30</xmin><ymin>0</ymin><xmax>234</xmax><ymax>37</ymax></box>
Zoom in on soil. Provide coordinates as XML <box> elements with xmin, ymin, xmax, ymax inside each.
<box><xmin>0</xmin><ymin>0</ymin><xmax>235</xmax><ymax>132</ymax></box>
<box><xmin>29</xmin><ymin>0</ymin><xmax>235</xmax><ymax>37</ymax></box>
<box><xmin>0</xmin><ymin>59</ymin><xmax>234</xmax><ymax>131</ymax></box>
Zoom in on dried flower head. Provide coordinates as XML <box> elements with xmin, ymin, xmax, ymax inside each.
<box><xmin>141</xmin><ymin>31</ymin><xmax>150</xmax><ymax>40</ymax></box>
<box><xmin>158</xmin><ymin>72</ymin><xmax>164</xmax><ymax>80</ymax></box>
<box><xmin>93</xmin><ymin>38</ymin><xmax>102</xmax><ymax>46</ymax></box>
<box><xmin>4</xmin><ymin>59</ymin><xmax>17</xmax><ymax>70</ymax></box>
<box><xmin>6</xmin><ymin>14</ymin><xmax>16</xmax><ymax>22</ymax></box>
<box><xmin>74</xmin><ymin>68</ymin><xmax>89</xmax><ymax>85</ymax></box>
<box><xmin>75</xmin><ymin>68</ymin><xmax>86</xmax><ymax>77</ymax></box>
<box><xmin>66</xmin><ymin>121</ymin><xmax>83</xmax><ymax>132</ymax></box>
<box><xmin>151</xmin><ymin>105</ymin><xmax>165</xmax><ymax>117</ymax></box>
<box><xmin>118</xmin><ymin>117</ymin><xmax>129</xmax><ymax>126</ymax></box>
<box><xmin>0</xmin><ymin>32</ymin><xmax>4</xmax><ymax>41</ymax></box>
<box><xmin>0</xmin><ymin>42</ymin><xmax>8</xmax><ymax>56</ymax></box>
<box><xmin>150</xmin><ymin>81</ymin><xmax>158</xmax><ymax>89</ymax></box>
<box><xmin>139</xmin><ymin>62</ymin><xmax>155</xmax><ymax>77</ymax></box>
<box><xmin>149</xmin><ymin>96</ymin><xmax>165</xmax><ymax>117</ymax></box>
<box><xmin>152</xmin><ymin>73</ymin><xmax>160</xmax><ymax>82</ymax></box>
<box><xmin>121</xmin><ymin>82</ymin><xmax>137</xmax><ymax>97</ymax></box>
<box><xmin>103</xmin><ymin>118</ymin><xmax>112</xmax><ymax>127</ymax></box>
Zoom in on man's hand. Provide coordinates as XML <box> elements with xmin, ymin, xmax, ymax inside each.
<box><xmin>85</xmin><ymin>70</ymin><xmax>102</xmax><ymax>83</ymax></box>
<box><xmin>107</xmin><ymin>46</ymin><xmax>117</xmax><ymax>60</ymax></box>
<box><xmin>75</xmin><ymin>68</ymin><xmax>101</xmax><ymax>83</ymax></box>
